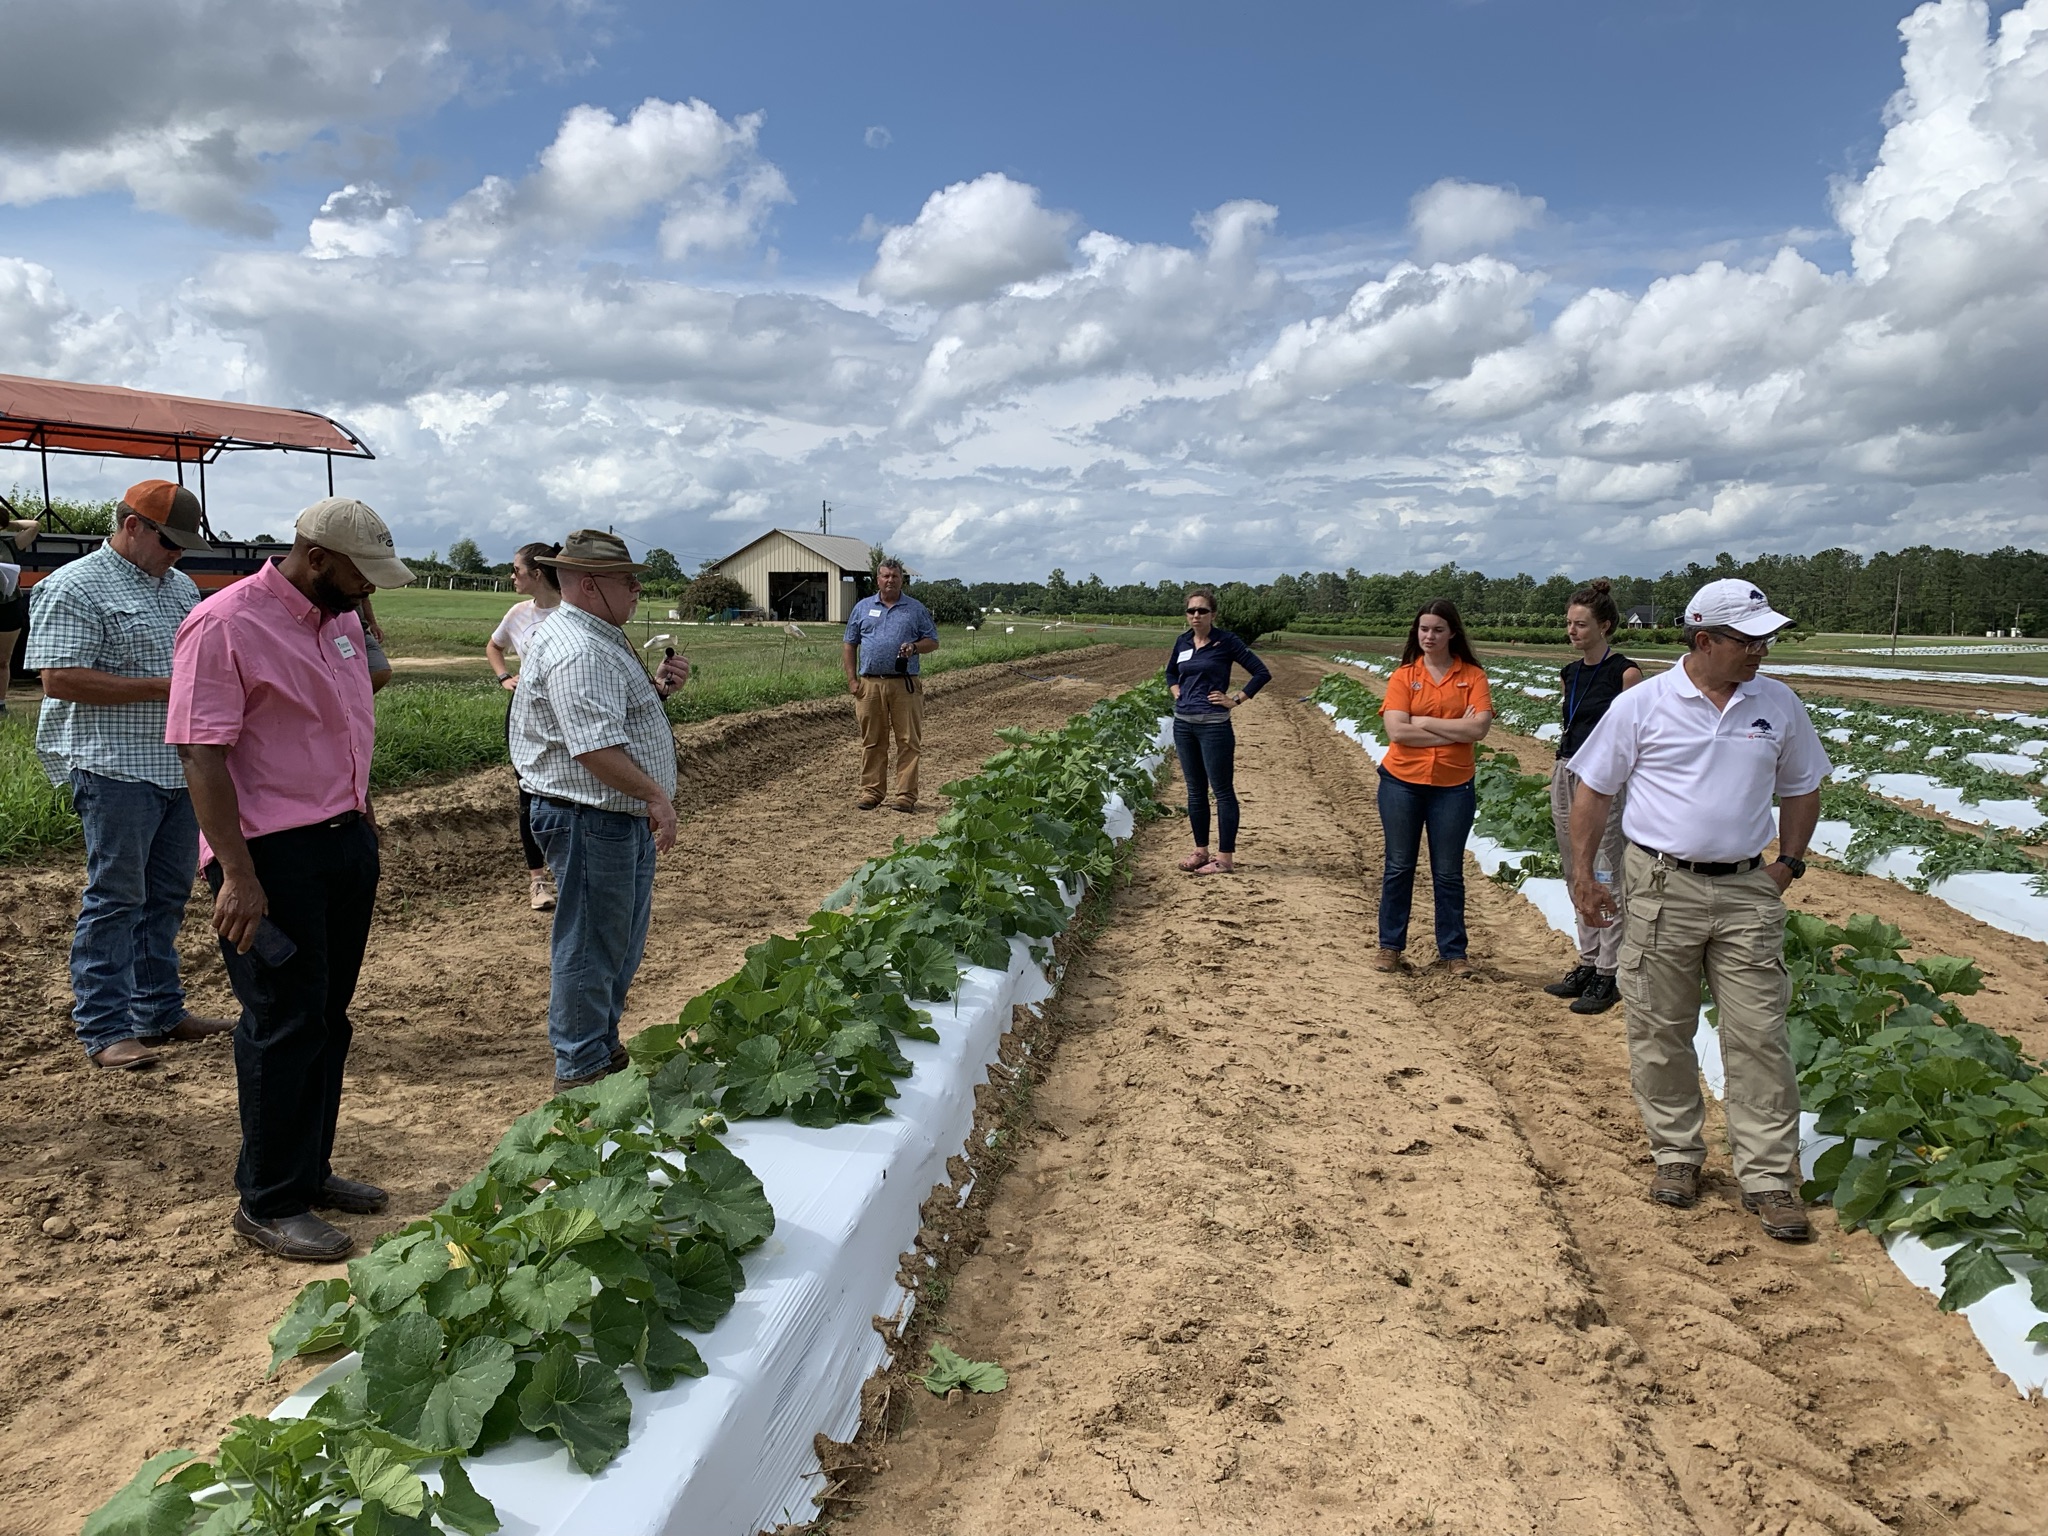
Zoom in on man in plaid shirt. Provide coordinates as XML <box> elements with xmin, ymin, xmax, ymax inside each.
<box><xmin>510</xmin><ymin>530</ymin><xmax>689</xmax><ymax>1091</ymax></box>
<box><xmin>27</xmin><ymin>481</ymin><xmax>233</xmax><ymax>1069</ymax></box>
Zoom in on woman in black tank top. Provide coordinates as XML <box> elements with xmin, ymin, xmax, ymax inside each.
<box><xmin>1544</xmin><ymin>580</ymin><xmax>1642</xmax><ymax>1014</ymax></box>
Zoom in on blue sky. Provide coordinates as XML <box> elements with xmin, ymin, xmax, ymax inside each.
<box><xmin>2</xmin><ymin>0</ymin><xmax>2043</xmax><ymax>581</ymax></box>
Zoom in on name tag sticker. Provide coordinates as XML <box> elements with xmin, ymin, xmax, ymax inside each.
<box><xmin>333</xmin><ymin>635</ymin><xmax>358</xmax><ymax>660</ymax></box>
<box><xmin>869</xmin><ymin>609</ymin><xmax>883</xmax><ymax>619</ymax></box>
<box><xmin>1177</xmin><ymin>649</ymin><xmax>1194</xmax><ymax>662</ymax></box>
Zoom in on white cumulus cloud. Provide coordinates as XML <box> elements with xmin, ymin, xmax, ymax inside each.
<box><xmin>862</xmin><ymin>173</ymin><xmax>1076</xmax><ymax>307</ymax></box>
<box><xmin>1408</xmin><ymin>178</ymin><xmax>1547</xmax><ymax>262</ymax></box>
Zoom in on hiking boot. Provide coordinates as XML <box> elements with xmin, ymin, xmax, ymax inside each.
<box><xmin>1438</xmin><ymin>956</ymin><xmax>1477</xmax><ymax>978</ymax></box>
<box><xmin>1570</xmin><ymin>972</ymin><xmax>1620</xmax><ymax>1014</ymax></box>
<box><xmin>1743</xmin><ymin>1188</ymin><xmax>1812</xmax><ymax>1242</ymax></box>
<box><xmin>528</xmin><ymin>870</ymin><xmax>556</xmax><ymax>912</ymax></box>
<box><xmin>1371</xmin><ymin>948</ymin><xmax>1404</xmax><ymax>973</ymax></box>
<box><xmin>1544</xmin><ymin>964</ymin><xmax>1597</xmax><ymax>998</ymax></box>
<box><xmin>1649</xmin><ymin>1161</ymin><xmax>1702</xmax><ymax>1208</ymax></box>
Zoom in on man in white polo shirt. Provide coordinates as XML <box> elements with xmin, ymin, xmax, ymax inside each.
<box><xmin>1565</xmin><ymin>579</ymin><xmax>1830</xmax><ymax>1242</ymax></box>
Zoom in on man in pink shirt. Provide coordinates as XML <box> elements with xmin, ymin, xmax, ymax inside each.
<box><xmin>168</xmin><ymin>497</ymin><xmax>413</xmax><ymax>1262</ymax></box>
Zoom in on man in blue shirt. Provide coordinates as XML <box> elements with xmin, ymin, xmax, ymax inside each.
<box><xmin>841</xmin><ymin>557</ymin><xmax>939</xmax><ymax>811</ymax></box>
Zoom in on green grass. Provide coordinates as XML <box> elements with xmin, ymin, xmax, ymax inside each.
<box><xmin>0</xmin><ymin>709</ymin><xmax>80</xmax><ymax>862</ymax></box>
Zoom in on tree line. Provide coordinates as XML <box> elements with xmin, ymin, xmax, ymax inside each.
<box><xmin>926</xmin><ymin>546</ymin><xmax>2045</xmax><ymax>636</ymax></box>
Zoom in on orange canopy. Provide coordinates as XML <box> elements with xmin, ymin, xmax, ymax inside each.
<box><xmin>0</xmin><ymin>372</ymin><xmax>371</xmax><ymax>462</ymax></box>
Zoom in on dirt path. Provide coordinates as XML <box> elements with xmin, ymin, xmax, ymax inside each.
<box><xmin>0</xmin><ymin>646</ymin><xmax>1158</xmax><ymax>1536</ymax></box>
<box><xmin>835</xmin><ymin>656</ymin><xmax>2047</xmax><ymax>1536</ymax></box>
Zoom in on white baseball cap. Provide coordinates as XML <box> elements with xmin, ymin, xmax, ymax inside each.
<box><xmin>1685</xmin><ymin>578</ymin><xmax>1792</xmax><ymax>637</ymax></box>
<box><xmin>295</xmin><ymin>497</ymin><xmax>415</xmax><ymax>588</ymax></box>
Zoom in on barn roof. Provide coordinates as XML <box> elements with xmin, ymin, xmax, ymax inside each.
<box><xmin>715</xmin><ymin>528</ymin><xmax>874</xmax><ymax>572</ymax></box>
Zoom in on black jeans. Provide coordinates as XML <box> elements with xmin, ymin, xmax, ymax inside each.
<box><xmin>506</xmin><ymin>700</ymin><xmax>544</xmax><ymax>871</ymax></box>
<box><xmin>207</xmin><ymin>817</ymin><xmax>380</xmax><ymax>1220</ymax></box>
<box><xmin>1173</xmin><ymin>715</ymin><xmax>1239</xmax><ymax>853</ymax></box>
<box><xmin>1375</xmin><ymin>768</ymin><xmax>1475</xmax><ymax>959</ymax></box>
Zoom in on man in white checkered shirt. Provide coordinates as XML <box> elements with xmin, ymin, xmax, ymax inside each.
<box><xmin>510</xmin><ymin>530</ymin><xmax>689</xmax><ymax>1092</ymax></box>
<box><xmin>27</xmin><ymin>480</ymin><xmax>234</xmax><ymax>1069</ymax></box>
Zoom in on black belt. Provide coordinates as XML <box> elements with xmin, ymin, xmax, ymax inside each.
<box><xmin>321</xmin><ymin>810</ymin><xmax>362</xmax><ymax>830</ymax></box>
<box><xmin>534</xmin><ymin>793</ymin><xmax>598</xmax><ymax>812</ymax></box>
<box><xmin>1632</xmin><ymin>843</ymin><xmax>1764</xmax><ymax>877</ymax></box>
<box><xmin>860</xmin><ymin>672</ymin><xmax>918</xmax><ymax>690</ymax></box>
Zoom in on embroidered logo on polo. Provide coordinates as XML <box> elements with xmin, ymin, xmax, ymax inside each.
<box><xmin>1746</xmin><ymin>716</ymin><xmax>1775</xmax><ymax>739</ymax></box>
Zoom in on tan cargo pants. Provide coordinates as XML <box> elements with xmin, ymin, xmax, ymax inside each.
<box><xmin>1615</xmin><ymin>843</ymin><xmax>1801</xmax><ymax>1192</ymax></box>
<box><xmin>1550</xmin><ymin>761</ymin><xmax>1627</xmax><ymax>970</ymax></box>
<box><xmin>854</xmin><ymin>676</ymin><xmax>924</xmax><ymax>806</ymax></box>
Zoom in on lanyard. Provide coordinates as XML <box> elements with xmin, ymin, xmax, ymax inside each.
<box><xmin>1563</xmin><ymin>649</ymin><xmax>1610</xmax><ymax>738</ymax></box>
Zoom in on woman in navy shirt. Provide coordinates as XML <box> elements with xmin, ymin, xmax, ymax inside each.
<box><xmin>1165</xmin><ymin>589</ymin><xmax>1271</xmax><ymax>875</ymax></box>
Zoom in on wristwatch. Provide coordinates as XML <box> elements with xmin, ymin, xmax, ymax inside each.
<box><xmin>1773</xmin><ymin>854</ymin><xmax>1807</xmax><ymax>879</ymax></box>
<box><xmin>496</xmin><ymin>672</ymin><xmax>513</xmax><ymax>683</ymax></box>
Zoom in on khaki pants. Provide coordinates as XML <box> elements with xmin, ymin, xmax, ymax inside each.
<box><xmin>855</xmin><ymin>677</ymin><xmax>924</xmax><ymax>806</ymax></box>
<box><xmin>1550</xmin><ymin>761</ymin><xmax>1627</xmax><ymax>970</ymax></box>
<box><xmin>1616</xmin><ymin>844</ymin><xmax>1801</xmax><ymax>1192</ymax></box>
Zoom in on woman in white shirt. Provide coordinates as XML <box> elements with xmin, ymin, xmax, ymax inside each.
<box><xmin>486</xmin><ymin>542</ymin><xmax>562</xmax><ymax>910</ymax></box>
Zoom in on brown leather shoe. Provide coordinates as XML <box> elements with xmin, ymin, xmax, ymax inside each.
<box><xmin>232</xmin><ymin>1207</ymin><xmax>353</xmax><ymax>1262</ymax></box>
<box><xmin>90</xmin><ymin>1038</ymin><xmax>162</xmax><ymax>1070</ymax></box>
<box><xmin>1438</xmin><ymin>956</ymin><xmax>1477</xmax><ymax>978</ymax></box>
<box><xmin>554</xmin><ymin>1061</ymin><xmax>618</xmax><ymax>1093</ymax></box>
<box><xmin>1370</xmin><ymin>948</ymin><xmax>1405</xmax><ymax>973</ymax></box>
<box><xmin>855</xmin><ymin>795</ymin><xmax>883</xmax><ymax>811</ymax></box>
<box><xmin>888</xmin><ymin>799</ymin><xmax>917</xmax><ymax>813</ymax></box>
<box><xmin>1650</xmin><ymin>1161</ymin><xmax>1702</xmax><ymax>1208</ymax></box>
<box><xmin>155</xmin><ymin>1013</ymin><xmax>235</xmax><ymax>1042</ymax></box>
<box><xmin>1743</xmin><ymin>1188</ymin><xmax>1812</xmax><ymax>1242</ymax></box>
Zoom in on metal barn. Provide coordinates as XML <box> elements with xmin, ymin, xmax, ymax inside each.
<box><xmin>708</xmin><ymin>529</ymin><xmax>876</xmax><ymax>622</ymax></box>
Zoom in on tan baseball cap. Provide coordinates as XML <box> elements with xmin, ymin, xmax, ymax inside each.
<box><xmin>295</xmin><ymin>497</ymin><xmax>415</xmax><ymax>588</ymax></box>
<box><xmin>121</xmin><ymin>480</ymin><xmax>211</xmax><ymax>551</ymax></box>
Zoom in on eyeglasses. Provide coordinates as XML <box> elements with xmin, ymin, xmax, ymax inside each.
<box><xmin>1708</xmin><ymin>628</ymin><xmax>1773</xmax><ymax>654</ymax></box>
<box><xmin>1185</xmin><ymin>606</ymin><xmax>1212</xmax><ymax>615</ymax></box>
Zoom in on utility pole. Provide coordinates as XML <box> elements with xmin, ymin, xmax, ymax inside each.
<box><xmin>820</xmin><ymin>500</ymin><xmax>831</xmax><ymax>535</ymax></box>
<box><xmin>1889</xmin><ymin>568</ymin><xmax>1902</xmax><ymax>656</ymax></box>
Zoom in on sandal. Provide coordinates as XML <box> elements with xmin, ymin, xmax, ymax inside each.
<box><xmin>1189</xmin><ymin>858</ymin><xmax>1232</xmax><ymax>876</ymax></box>
<box><xmin>1178</xmin><ymin>850</ymin><xmax>1212</xmax><ymax>871</ymax></box>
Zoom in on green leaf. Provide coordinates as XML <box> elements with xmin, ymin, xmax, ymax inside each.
<box><xmin>589</xmin><ymin>1287</ymin><xmax>648</xmax><ymax>1371</ymax></box>
<box><xmin>267</xmin><ymin>1277</ymin><xmax>354</xmax><ymax>1376</ymax></box>
<box><xmin>917</xmin><ymin>1344</ymin><xmax>1008</xmax><ymax>1395</ymax></box>
<box><xmin>418</xmin><ymin>1336</ymin><xmax>518</xmax><ymax>1454</ymax></box>
<box><xmin>361</xmin><ymin>1312</ymin><xmax>446</xmax><ymax>1442</ymax></box>
<box><xmin>422</xmin><ymin>1267</ymin><xmax>496</xmax><ymax>1323</ymax></box>
<box><xmin>1913</xmin><ymin>954</ymin><xmax>1985</xmax><ymax>996</ymax></box>
<box><xmin>434</xmin><ymin>1457</ymin><xmax>501</xmax><ymax>1536</ymax></box>
<box><xmin>511</xmin><ymin>1205</ymin><xmax>606</xmax><ymax>1256</ymax></box>
<box><xmin>350</xmin><ymin>1231</ymin><xmax>452</xmax><ymax>1314</ymax></box>
<box><xmin>344</xmin><ymin>1439</ymin><xmax>430</xmax><ymax>1517</ymax></box>
<box><xmin>499</xmin><ymin>1257</ymin><xmax>596</xmax><ymax>1335</ymax></box>
<box><xmin>351</xmin><ymin>1502</ymin><xmax>439</xmax><ymax>1536</ymax></box>
<box><xmin>517</xmin><ymin>1342</ymin><xmax>633</xmax><ymax>1475</ymax></box>
<box><xmin>665</xmin><ymin>1138</ymin><xmax>775</xmax><ymax>1250</ymax></box>
<box><xmin>488</xmin><ymin>1108</ymin><xmax>568</xmax><ymax>1186</ymax></box>
<box><xmin>659</xmin><ymin>1241</ymin><xmax>738</xmax><ymax>1331</ymax></box>
<box><xmin>638</xmin><ymin>1305</ymin><xmax>706</xmax><ymax>1391</ymax></box>
<box><xmin>557</xmin><ymin>1175</ymin><xmax>660</xmax><ymax>1234</ymax></box>
<box><xmin>1845</xmin><ymin>1105</ymin><xmax>1924</xmax><ymax>1142</ymax></box>
<box><xmin>1834</xmin><ymin>1152</ymin><xmax>1896</xmax><ymax>1227</ymax></box>
<box><xmin>81</xmin><ymin>1449</ymin><xmax>201</xmax><ymax>1536</ymax></box>
<box><xmin>1937</xmin><ymin>1241</ymin><xmax>2016</xmax><ymax>1312</ymax></box>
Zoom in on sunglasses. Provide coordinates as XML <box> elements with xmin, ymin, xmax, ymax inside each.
<box><xmin>1708</xmin><ymin>628</ymin><xmax>1773</xmax><ymax>654</ymax></box>
<box><xmin>140</xmin><ymin>520</ymin><xmax>182</xmax><ymax>553</ymax></box>
<box><xmin>1185</xmin><ymin>606</ymin><xmax>1212</xmax><ymax>615</ymax></box>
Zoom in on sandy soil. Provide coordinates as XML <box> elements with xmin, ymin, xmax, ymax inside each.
<box><xmin>0</xmin><ymin>645</ymin><xmax>1158</xmax><ymax>1536</ymax></box>
<box><xmin>832</xmin><ymin>655</ymin><xmax>2048</xmax><ymax>1536</ymax></box>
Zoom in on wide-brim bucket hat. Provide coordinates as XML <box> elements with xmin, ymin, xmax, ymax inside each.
<box><xmin>537</xmin><ymin>529</ymin><xmax>647</xmax><ymax>574</ymax></box>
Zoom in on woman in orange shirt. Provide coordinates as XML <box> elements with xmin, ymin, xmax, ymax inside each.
<box><xmin>1375</xmin><ymin>601</ymin><xmax>1494</xmax><ymax>975</ymax></box>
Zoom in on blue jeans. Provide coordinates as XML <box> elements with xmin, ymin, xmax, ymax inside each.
<box><xmin>1173</xmin><ymin>715</ymin><xmax>1239</xmax><ymax>853</ymax></box>
<box><xmin>69</xmin><ymin>771</ymin><xmax>198</xmax><ymax>1056</ymax></box>
<box><xmin>529</xmin><ymin>798</ymin><xmax>656</xmax><ymax>1080</ymax></box>
<box><xmin>1376</xmin><ymin>768</ymin><xmax>1475</xmax><ymax>959</ymax></box>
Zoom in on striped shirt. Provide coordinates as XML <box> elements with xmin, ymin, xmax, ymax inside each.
<box><xmin>26</xmin><ymin>543</ymin><xmax>199</xmax><ymax>788</ymax></box>
<box><xmin>509</xmin><ymin>601</ymin><xmax>677</xmax><ymax>814</ymax></box>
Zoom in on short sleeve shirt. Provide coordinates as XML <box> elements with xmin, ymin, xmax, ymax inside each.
<box><xmin>166</xmin><ymin>560</ymin><xmax>377</xmax><ymax>862</ymax></box>
<box><xmin>490</xmin><ymin>599</ymin><xmax>555</xmax><ymax>658</ymax></box>
<box><xmin>843</xmin><ymin>594</ymin><xmax>938</xmax><ymax>676</ymax></box>
<box><xmin>508</xmin><ymin>602</ymin><xmax>678</xmax><ymax>814</ymax></box>
<box><xmin>1568</xmin><ymin>662</ymin><xmax>1832</xmax><ymax>862</ymax></box>
<box><xmin>26</xmin><ymin>544</ymin><xmax>200</xmax><ymax>788</ymax></box>
<box><xmin>1380</xmin><ymin>658</ymin><xmax>1495</xmax><ymax>786</ymax></box>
